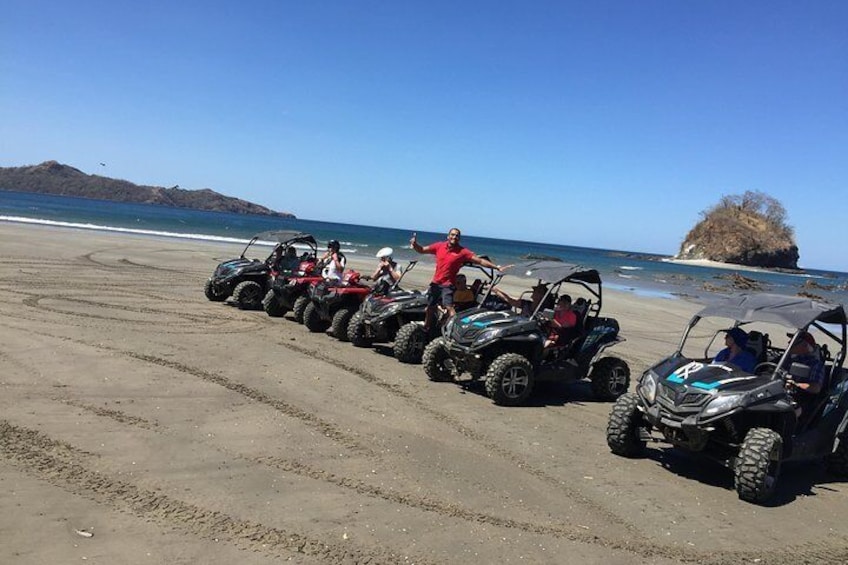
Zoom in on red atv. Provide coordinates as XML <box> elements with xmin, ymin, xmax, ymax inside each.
<box><xmin>263</xmin><ymin>267</ymin><xmax>327</xmax><ymax>322</ymax></box>
<box><xmin>302</xmin><ymin>270</ymin><xmax>375</xmax><ymax>340</ymax></box>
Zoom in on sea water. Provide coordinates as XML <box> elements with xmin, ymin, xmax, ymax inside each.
<box><xmin>2</xmin><ymin>189</ymin><xmax>847</xmax><ymax>304</ymax></box>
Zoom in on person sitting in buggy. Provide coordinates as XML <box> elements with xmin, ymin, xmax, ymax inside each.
<box><xmin>712</xmin><ymin>327</ymin><xmax>757</xmax><ymax>373</ymax></box>
<box><xmin>273</xmin><ymin>246</ymin><xmax>300</xmax><ymax>272</ymax></box>
<box><xmin>452</xmin><ymin>274</ymin><xmax>477</xmax><ymax>309</ymax></box>
<box><xmin>491</xmin><ymin>282</ymin><xmax>552</xmax><ymax>316</ymax></box>
<box><xmin>784</xmin><ymin>331</ymin><xmax>826</xmax><ymax>418</ymax></box>
<box><xmin>544</xmin><ymin>294</ymin><xmax>579</xmax><ymax>349</ymax></box>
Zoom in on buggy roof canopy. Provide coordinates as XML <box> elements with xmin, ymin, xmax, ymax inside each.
<box><xmin>512</xmin><ymin>260</ymin><xmax>601</xmax><ymax>286</ymax></box>
<box><xmin>696</xmin><ymin>293</ymin><xmax>847</xmax><ymax>328</ymax></box>
<box><xmin>253</xmin><ymin>231</ymin><xmax>317</xmax><ymax>246</ymax></box>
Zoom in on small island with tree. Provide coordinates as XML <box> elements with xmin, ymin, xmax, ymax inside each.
<box><xmin>676</xmin><ymin>190</ymin><xmax>799</xmax><ymax>270</ymax></box>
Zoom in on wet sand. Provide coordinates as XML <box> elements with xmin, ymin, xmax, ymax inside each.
<box><xmin>1</xmin><ymin>222</ymin><xmax>846</xmax><ymax>564</ymax></box>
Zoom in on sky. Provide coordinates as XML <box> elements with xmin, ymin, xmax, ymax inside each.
<box><xmin>2</xmin><ymin>1</ymin><xmax>846</xmax><ymax>270</ymax></box>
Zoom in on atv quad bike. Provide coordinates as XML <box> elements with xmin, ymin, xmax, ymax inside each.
<box><xmin>606</xmin><ymin>293</ymin><xmax>848</xmax><ymax>504</ymax></box>
<box><xmin>204</xmin><ymin>231</ymin><xmax>317</xmax><ymax>310</ymax></box>
<box><xmin>347</xmin><ymin>260</ymin><xmax>502</xmax><ymax>363</ymax></box>
<box><xmin>262</xmin><ymin>255</ymin><xmax>331</xmax><ymax>322</ymax></box>
<box><xmin>423</xmin><ymin>261</ymin><xmax>630</xmax><ymax>406</ymax></box>
<box><xmin>301</xmin><ymin>264</ymin><xmax>415</xmax><ymax>340</ymax></box>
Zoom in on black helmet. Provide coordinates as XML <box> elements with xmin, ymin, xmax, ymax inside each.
<box><xmin>327</xmin><ymin>239</ymin><xmax>340</xmax><ymax>252</ymax></box>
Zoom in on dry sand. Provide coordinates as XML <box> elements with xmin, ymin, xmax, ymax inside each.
<box><xmin>1</xmin><ymin>222</ymin><xmax>846</xmax><ymax>564</ymax></box>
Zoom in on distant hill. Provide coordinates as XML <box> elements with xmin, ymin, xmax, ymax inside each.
<box><xmin>676</xmin><ymin>191</ymin><xmax>799</xmax><ymax>269</ymax></box>
<box><xmin>0</xmin><ymin>161</ymin><xmax>295</xmax><ymax>218</ymax></box>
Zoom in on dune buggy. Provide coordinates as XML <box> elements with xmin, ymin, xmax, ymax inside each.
<box><xmin>204</xmin><ymin>231</ymin><xmax>317</xmax><ymax>310</ymax></box>
<box><xmin>423</xmin><ymin>261</ymin><xmax>630</xmax><ymax>406</ymax></box>
<box><xmin>607</xmin><ymin>293</ymin><xmax>848</xmax><ymax>503</ymax></box>
<box><xmin>347</xmin><ymin>261</ymin><xmax>502</xmax><ymax>363</ymax></box>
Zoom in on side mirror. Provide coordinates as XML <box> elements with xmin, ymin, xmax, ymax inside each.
<box><xmin>789</xmin><ymin>362</ymin><xmax>811</xmax><ymax>380</ymax></box>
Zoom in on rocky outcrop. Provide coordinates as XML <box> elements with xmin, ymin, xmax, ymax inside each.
<box><xmin>0</xmin><ymin>161</ymin><xmax>295</xmax><ymax>218</ymax></box>
<box><xmin>676</xmin><ymin>191</ymin><xmax>799</xmax><ymax>269</ymax></box>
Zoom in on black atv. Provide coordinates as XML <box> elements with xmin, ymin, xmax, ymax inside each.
<box><xmin>423</xmin><ymin>261</ymin><xmax>630</xmax><ymax>406</ymax></box>
<box><xmin>303</xmin><ymin>261</ymin><xmax>417</xmax><ymax>340</ymax></box>
<box><xmin>347</xmin><ymin>261</ymin><xmax>502</xmax><ymax>363</ymax></box>
<box><xmin>606</xmin><ymin>293</ymin><xmax>848</xmax><ymax>503</ymax></box>
<box><xmin>204</xmin><ymin>231</ymin><xmax>317</xmax><ymax>310</ymax></box>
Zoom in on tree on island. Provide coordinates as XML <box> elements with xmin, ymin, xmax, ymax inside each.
<box><xmin>677</xmin><ymin>190</ymin><xmax>799</xmax><ymax>269</ymax></box>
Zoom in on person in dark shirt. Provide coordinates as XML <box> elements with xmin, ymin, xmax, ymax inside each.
<box><xmin>713</xmin><ymin>327</ymin><xmax>757</xmax><ymax>373</ymax></box>
<box><xmin>785</xmin><ymin>331</ymin><xmax>826</xmax><ymax>418</ymax></box>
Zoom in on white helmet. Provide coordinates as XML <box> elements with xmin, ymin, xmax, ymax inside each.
<box><xmin>376</xmin><ymin>247</ymin><xmax>393</xmax><ymax>259</ymax></box>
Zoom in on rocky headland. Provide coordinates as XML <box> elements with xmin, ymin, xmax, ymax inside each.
<box><xmin>0</xmin><ymin>161</ymin><xmax>294</xmax><ymax>218</ymax></box>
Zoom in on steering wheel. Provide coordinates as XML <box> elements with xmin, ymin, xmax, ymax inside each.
<box><xmin>754</xmin><ymin>361</ymin><xmax>779</xmax><ymax>376</ymax></box>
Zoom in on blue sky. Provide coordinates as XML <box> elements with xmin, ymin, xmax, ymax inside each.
<box><xmin>2</xmin><ymin>1</ymin><xmax>846</xmax><ymax>270</ymax></box>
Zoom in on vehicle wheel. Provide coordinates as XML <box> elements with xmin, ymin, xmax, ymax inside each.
<box><xmin>734</xmin><ymin>427</ymin><xmax>782</xmax><ymax>503</ymax></box>
<box><xmin>204</xmin><ymin>279</ymin><xmax>227</xmax><ymax>302</ymax></box>
<box><xmin>590</xmin><ymin>357</ymin><xmax>631</xmax><ymax>401</ymax></box>
<box><xmin>347</xmin><ymin>311</ymin><xmax>372</xmax><ymax>347</ymax></box>
<box><xmin>331</xmin><ymin>306</ymin><xmax>356</xmax><ymax>341</ymax></box>
<box><xmin>292</xmin><ymin>294</ymin><xmax>310</xmax><ymax>323</ymax></box>
<box><xmin>302</xmin><ymin>301</ymin><xmax>328</xmax><ymax>333</ymax></box>
<box><xmin>485</xmin><ymin>353</ymin><xmax>535</xmax><ymax>406</ymax></box>
<box><xmin>825</xmin><ymin>436</ymin><xmax>848</xmax><ymax>476</ymax></box>
<box><xmin>606</xmin><ymin>393</ymin><xmax>646</xmax><ymax>457</ymax></box>
<box><xmin>394</xmin><ymin>323</ymin><xmax>427</xmax><ymax>364</ymax></box>
<box><xmin>232</xmin><ymin>281</ymin><xmax>263</xmax><ymax>310</ymax></box>
<box><xmin>262</xmin><ymin>289</ymin><xmax>288</xmax><ymax>317</ymax></box>
<box><xmin>423</xmin><ymin>338</ymin><xmax>453</xmax><ymax>382</ymax></box>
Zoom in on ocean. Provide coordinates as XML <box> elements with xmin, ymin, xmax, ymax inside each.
<box><xmin>2</xmin><ymin>189</ymin><xmax>847</xmax><ymax>304</ymax></box>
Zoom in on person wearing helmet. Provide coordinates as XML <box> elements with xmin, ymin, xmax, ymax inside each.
<box><xmin>320</xmin><ymin>240</ymin><xmax>346</xmax><ymax>283</ymax></box>
<box><xmin>368</xmin><ymin>247</ymin><xmax>401</xmax><ymax>293</ymax></box>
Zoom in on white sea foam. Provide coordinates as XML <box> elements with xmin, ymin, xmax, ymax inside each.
<box><xmin>618</xmin><ymin>265</ymin><xmax>643</xmax><ymax>271</ymax></box>
<box><xmin>1</xmin><ymin>215</ymin><xmax>358</xmax><ymax>253</ymax></box>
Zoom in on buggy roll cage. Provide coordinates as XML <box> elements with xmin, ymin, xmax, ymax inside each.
<box><xmin>508</xmin><ymin>260</ymin><xmax>603</xmax><ymax>319</ymax></box>
<box><xmin>239</xmin><ymin>231</ymin><xmax>318</xmax><ymax>260</ymax></box>
<box><xmin>675</xmin><ymin>293</ymin><xmax>847</xmax><ymax>381</ymax></box>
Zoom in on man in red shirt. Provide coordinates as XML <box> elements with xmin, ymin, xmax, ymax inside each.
<box><xmin>410</xmin><ymin>228</ymin><xmax>503</xmax><ymax>332</ymax></box>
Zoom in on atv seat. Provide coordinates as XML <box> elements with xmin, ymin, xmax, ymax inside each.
<box><xmin>745</xmin><ymin>331</ymin><xmax>768</xmax><ymax>363</ymax></box>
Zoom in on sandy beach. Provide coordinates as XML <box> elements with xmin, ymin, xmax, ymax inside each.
<box><xmin>2</xmin><ymin>222</ymin><xmax>847</xmax><ymax>565</ymax></box>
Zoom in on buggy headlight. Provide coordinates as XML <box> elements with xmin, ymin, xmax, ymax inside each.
<box><xmin>474</xmin><ymin>327</ymin><xmax>503</xmax><ymax>345</ymax></box>
<box><xmin>639</xmin><ymin>372</ymin><xmax>658</xmax><ymax>404</ymax></box>
<box><xmin>703</xmin><ymin>394</ymin><xmax>743</xmax><ymax>417</ymax></box>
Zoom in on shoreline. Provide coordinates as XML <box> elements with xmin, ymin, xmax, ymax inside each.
<box><xmin>662</xmin><ymin>256</ymin><xmax>778</xmax><ymax>274</ymax></box>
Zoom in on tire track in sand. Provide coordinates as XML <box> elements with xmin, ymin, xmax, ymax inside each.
<box><xmin>0</xmin><ymin>420</ymin><xmax>431</xmax><ymax>565</ymax></box>
<box><xmin>7</xmin><ymin>325</ymin><xmax>372</xmax><ymax>457</ymax></box>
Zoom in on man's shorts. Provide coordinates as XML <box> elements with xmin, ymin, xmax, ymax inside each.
<box><xmin>427</xmin><ymin>282</ymin><xmax>455</xmax><ymax>308</ymax></box>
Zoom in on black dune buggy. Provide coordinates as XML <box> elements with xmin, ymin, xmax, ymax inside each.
<box><xmin>607</xmin><ymin>293</ymin><xmax>848</xmax><ymax>503</ymax></box>
<box><xmin>204</xmin><ymin>231</ymin><xmax>318</xmax><ymax>310</ymax></box>
<box><xmin>303</xmin><ymin>261</ymin><xmax>417</xmax><ymax>340</ymax></box>
<box><xmin>347</xmin><ymin>260</ymin><xmax>502</xmax><ymax>363</ymax></box>
<box><xmin>422</xmin><ymin>261</ymin><xmax>630</xmax><ymax>406</ymax></box>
